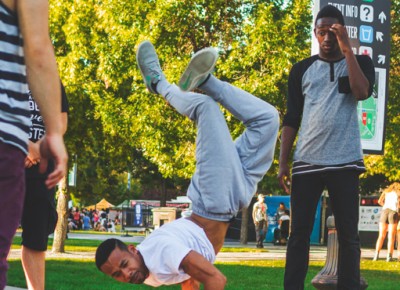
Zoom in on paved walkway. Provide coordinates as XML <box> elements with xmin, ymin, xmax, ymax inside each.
<box><xmin>8</xmin><ymin>232</ymin><xmax>381</xmax><ymax>261</ymax></box>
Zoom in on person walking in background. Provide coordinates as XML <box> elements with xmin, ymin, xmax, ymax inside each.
<box><xmin>95</xmin><ymin>40</ymin><xmax>279</xmax><ymax>289</ymax></box>
<box><xmin>73</xmin><ymin>208</ymin><xmax>83</xmax><ymax>230</ymax></box>
<box><xmin>0</xmin><ymin>1</ymin><xmax>68</xmax><ymax>288</ymax></box>
<box><xmin>21</xmin><ymin>84</ymin><xmax>69</xmax><ymax>290</ymax></box>
<box><xmin>372</xmin><ymin>182</ymin><xmax>400</xmax><ymax>262</ymax></box>
<box><xmin>252</xmin><ymin>193</ymin><xmax>268</xmax><ymax>248</ymax></box>
<box><xmin>83</xmin><ymin>214</ymin><xmax>92</xmax><ymax>230</ymax></box>
<box><xmin>278</xmin><ymin>5</ymin><xmax>375</xmax><ymax>289</ymax></box>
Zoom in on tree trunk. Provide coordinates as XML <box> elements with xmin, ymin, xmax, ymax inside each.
<box><xmin>160</xmin><ymin>179</ymin><xmax>167</xmax><ymax>207</ymax></box>
<box><xmin>52</xmin><ymin>176</ymin><xmax>69</xmax><ymax>253</ymax></box>
<box><xmin>240</xmin><ymin>207</ymin><xmax>249</xmax><ymax>244</ymax></box>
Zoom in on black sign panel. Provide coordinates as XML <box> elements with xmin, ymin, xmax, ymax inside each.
<box><xmin>313</xmin><ymin>0</ymin><xmax>391</xmax><ymax>154</ymax></box>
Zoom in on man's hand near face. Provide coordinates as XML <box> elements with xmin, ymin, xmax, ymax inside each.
<box><xmin>328</xmin><ymin>23</ymin><xmax>352</xmax><ymax>54</ymax></box>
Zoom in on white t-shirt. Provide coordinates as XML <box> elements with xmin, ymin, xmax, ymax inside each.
<box><xmin>280</xmin><ymin>215</ymin><xmax>290</xmax><ymax>222</ymax></box>
<box><xmin>253</xmin><ymin>202</ymin><xmax>267</xmax><ymax>222</ymax></box>
<box><xmin>137</xmin><ymin>218</ymin><xmax>215</xmax><ymax>287</ymax></box>
<box><xmin>383</xmin><ymin>191</ymin><xmax>399</xmax><ymax>212</ymax></box>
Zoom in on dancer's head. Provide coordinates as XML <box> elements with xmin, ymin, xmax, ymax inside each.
<box><xmin>96</xmin><ymin>238</ymin><xmax>149</xmax><ymax>284</ymax></box>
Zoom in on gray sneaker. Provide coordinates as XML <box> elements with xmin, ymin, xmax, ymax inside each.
<box><xmin>178</xmin><ymin>47</ymin><xmax>218</xmax><ymax>91</ymax></box>
<box><xmin>136</xmin><ymin>40</ymin><xmax>165</xmax><ymax>94</ymax></box>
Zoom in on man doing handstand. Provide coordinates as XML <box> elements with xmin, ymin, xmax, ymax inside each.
<box><xmin>95</xmin><ymin>40</ymin><xmax>279</xmax><ymax>289</ymax></box>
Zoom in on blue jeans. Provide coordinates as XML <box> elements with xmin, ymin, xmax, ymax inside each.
<box><xmin>284</xmin><ymin>170</ymin><xmax>361</xmax><ymax>290</ymax></box>
<box><xmin>157</xmin><ymin>76</ymin><xmax>279</xmax><ymax>221</ymax></box>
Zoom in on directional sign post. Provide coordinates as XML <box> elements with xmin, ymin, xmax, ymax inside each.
<box><xmin>313</xmin><ymin>0</ymin><xmax>391</xmax><ymax>154</ymax></box>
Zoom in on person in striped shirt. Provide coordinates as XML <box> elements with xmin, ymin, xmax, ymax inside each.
<box><xmin>0</xmin><ymin>1</ymin><xmax>68</xmax><ymax>288</ymax></box>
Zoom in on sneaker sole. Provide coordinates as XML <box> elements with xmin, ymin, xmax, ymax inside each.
<box><xmin>136</xmin><ymin>40</ymin><xmax>158</xmax><ymax>94</ymax></box>
<box><xmin>178</xmin><ymin>47</ymin><xmax>218</xmax><ymax>91</ymax></box>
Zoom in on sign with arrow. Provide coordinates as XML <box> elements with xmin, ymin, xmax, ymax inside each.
<box><xmin>313</xmin><ymin>0</ymin><xmax>391</xmax><ymax>154</ymax></box>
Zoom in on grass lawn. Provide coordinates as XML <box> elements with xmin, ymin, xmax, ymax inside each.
<box><xmin>7</xmin><ymin>237</ymin><xmax>400</xmax><ymax>289</ymax></box>
<box><xmin>11</xmin><ymin>236</ymin><xmax>105</xmax><ymax>252</ymax></box>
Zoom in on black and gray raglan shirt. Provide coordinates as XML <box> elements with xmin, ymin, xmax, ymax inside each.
<box><xmin>283</xmin><ymin>55</ymin><xmax>375</xmax><ymax>176</ymax></box>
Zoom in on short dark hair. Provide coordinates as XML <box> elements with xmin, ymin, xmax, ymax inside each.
<box><xmin>95</xmin><ymin>238</ymin><xmax>128</xmax><ymax>270</ymax></box>
<box><xmin>315</xmin><ymin>5</ymin><xmax>345</xmax><ymax>26</ymax></box>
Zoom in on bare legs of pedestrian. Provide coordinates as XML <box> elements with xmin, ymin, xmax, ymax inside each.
<box><xmin>22</xmin><ymin>246</ymin><xmax>46</xmax><ymax>290</ymax></box>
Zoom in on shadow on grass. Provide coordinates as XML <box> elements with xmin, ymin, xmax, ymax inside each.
<box><xmin>7</xmin><ymin>259</ymin><xmax>399</xmax><ymax>290</ymax></box>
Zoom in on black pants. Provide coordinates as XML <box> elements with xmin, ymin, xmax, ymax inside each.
<box><xmin>274</xmin><ymin>221</ymin><xmax>289</xmax><ymax>244</ymax></box>
<box><xmin>21</xmin><ymin>177</ymin><xmax>57</xmax><ymax>251</ymax></box>
<box><xmin>284</xmin><ymin>170</ymin><xmax>361</xmax><ymax>290</ymax></box>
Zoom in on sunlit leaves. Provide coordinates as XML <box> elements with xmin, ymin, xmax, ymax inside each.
<box><xmin>49</xmin><ymin>0</ymin><xmax>399</xmax><ymax>199</ymax></box>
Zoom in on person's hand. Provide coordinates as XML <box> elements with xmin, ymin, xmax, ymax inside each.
<box><xmin>24</xmin><ymin>156</ymin><xmax>35</xmax><ymax>168</ymax></box>
<box><xmin>39</xmin><ymin>134</ymin><xmax>68</xmax><ymax>188</ymax></box>
<box><xmin>181</xmin><ymin>278</ymin><xmax>200</xmax><ymax>290</ymax></box>
<box><xmin>278</xmin><ymin>163</ymin><xmax>291</xmax><ymax>194</ymax></box>
<box><xmin>25</xmin><ymin>141</ymin><xmax>41</xmax><ymax>168</ymax></box>
<box><xmin>329</xmin><ymin>24</ymin><xmax>352</xmax><ymax>54</ymax></box>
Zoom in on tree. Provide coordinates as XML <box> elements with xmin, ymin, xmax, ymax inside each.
<box><xmin>48</xmin><ymin>0</ymin><xmax>314</xmax><ymax>247</ymax></box>
<box><xmin>50</xmin><ymin>0</ymin><xmax>312</xmax><ymax>185</ymax></box>
<box><xmin>48</xmin><ymin>1</ymin><xmax>400</xmax><ymax>247</ymax></box>
<box><xmin>240</xmin><ymin>207</ymin><xmax>250</xmax><ymax>244</ymax></box>
<box><xmin>218</xmin><ymin>0</ymin><xmax>312</xmax><ymax>194</ymax></box>
<box><xmin>52</xmin><ymin>177</ymin><xmax>68</xmax><ymax>253</ymax></box>
<box><xmin>363</xmin><ymin>0</ymin><xmax>400</xmax><ymax>185</ymax></box>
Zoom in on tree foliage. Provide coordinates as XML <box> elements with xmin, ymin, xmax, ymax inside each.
<box><xmin>363</xmin><ymin>0</ymin><xmax>400</xmax><ymax>185</ymax></box>
<box><xmin>49</xmin><ymin>0</ymin><xmax>399</xmax><ymax>202</ymax></box>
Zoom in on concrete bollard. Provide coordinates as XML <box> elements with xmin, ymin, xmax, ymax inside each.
<box><xmin>311</xmin><ymin>215</ymin><xmax>368</xmax><ymax>289</ymax></box>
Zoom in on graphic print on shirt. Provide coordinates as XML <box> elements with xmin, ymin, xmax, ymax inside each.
<box><xmin>28</xmin><ymin>91</ymin><xmax>45</xmax><ymax>142</ymax></box>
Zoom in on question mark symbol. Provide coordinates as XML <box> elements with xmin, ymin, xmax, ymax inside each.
<box><xmin>364</xmin><ymin>7</ymin><xmax>371</xmax><ymax>20</ymax></box>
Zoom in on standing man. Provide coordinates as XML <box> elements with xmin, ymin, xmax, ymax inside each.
<box><xmin>21</xmin><ymin>84</ymin><xmax>69</xmax><ymax>290</ymax></box>
<box><xmin>278</xmin><ymin>5</ymin><xmax>375</xmax><ymax>290</ymax></box>
<box><xmin>252</xmin><ymin>194</ymin><xmax>268</xmax><ymax>248</ymax></box>
<box><xmin>0</xmin><ymin>1</ymin><xmax>68</xmax><ymax>289</ymax></box>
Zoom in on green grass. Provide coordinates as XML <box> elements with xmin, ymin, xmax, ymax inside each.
<box><xmin>11</xmin><ymin>236</ymin><xmax>105</xmax><ymax>252</ymax></box>
<box><xmin>8</xmin><ymin>237</ymin><xmax>400</xmax><ymax>289</ymax></box>
<box><xmin>6</xmin><ymin>259</ymin><xmax>400</xmax><ymax>290</ymax></box>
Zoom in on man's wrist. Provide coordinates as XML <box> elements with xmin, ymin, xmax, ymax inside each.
<box><xmin>279</xmin><ymin>158</ymin><xmax>288</xmax><ymax>166</ymax></box>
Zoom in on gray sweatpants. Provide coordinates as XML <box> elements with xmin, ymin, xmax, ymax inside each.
<box><xmin>157</xmin><ymin>76</ymin><xmax>279</xmax><ymax>221</ymax></box>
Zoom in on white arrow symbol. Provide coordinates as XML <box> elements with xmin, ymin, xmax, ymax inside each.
<box><xmin>379</xmin><ymin>12</ymin><xmax>387</xmax><ymax>24</ymax></box>
<box><xmin>376</xmin><ymin>32</ymin><xmax>384</xmax><ymax>42</ymax></box>
<box><xmin>378</xmin><ymin>55</ymin><xmax>386</xmax><ymax>64</ymax></box>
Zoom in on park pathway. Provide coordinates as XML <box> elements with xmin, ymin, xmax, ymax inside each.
<box><xmin>8</xmin><ymin>232</ymin><xmax>379</xmax><ymax>261</ymax></box>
